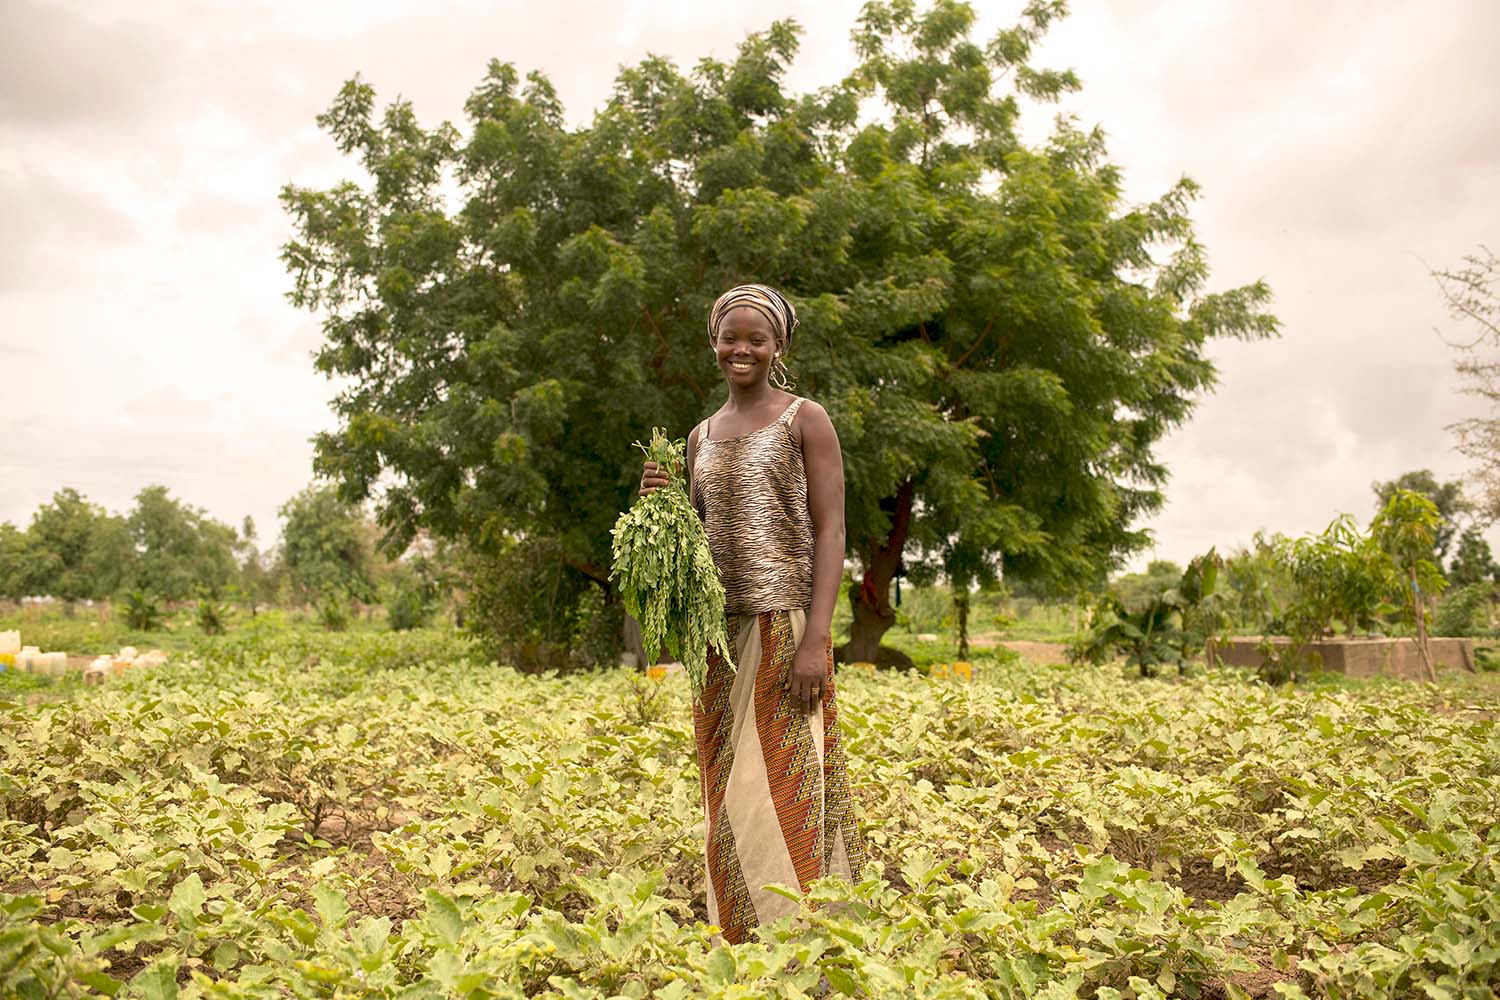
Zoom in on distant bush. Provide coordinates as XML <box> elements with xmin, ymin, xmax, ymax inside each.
<box><xmin>1435</xmin><ymin>582</ymin><xmax>1499</xmax><ymax>636</ymax></box>
<box><xmin>386</xmin><ymin>575</ymin><xmax>435</xmax><ymax>631</ymax></box>
<box><xmin>196</xmin><ymin>594</ymin><xmax>228</xmax><ymax>635</ymax></box>
<box><xmin>122</xmin><ymin>590</ymin><xmax>164</xmax><ymax>631</ymax></box>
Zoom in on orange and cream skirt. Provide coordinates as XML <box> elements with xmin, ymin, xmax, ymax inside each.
<box><xmin>691</xmin><ymin>608</ymin><xmax>865</xmax><ymax>944</ymax></box>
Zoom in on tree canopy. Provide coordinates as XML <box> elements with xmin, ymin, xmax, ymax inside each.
<box><xmin>1371</xmin><ymin>469</ymin><xmax>1468</xmax><ymax>565</ymax></box>
<box><xmin>22</xmin><ymin>489</ymin><xmax>131</xmax><ymax>605</ymax></box>
<box><xmin>283</xmin><ymin>0</ymin><xmax>1278</xmax><ymax>659</ymax></box>
<box><xmin>126</xmin><ymin>485</ymin><xmax>239</xmax><ymax>601</ymax></box>
<box><xmin>278</xmin><ymin>484</ymin><xmax>378</xmax><ymax>605</ymax></box>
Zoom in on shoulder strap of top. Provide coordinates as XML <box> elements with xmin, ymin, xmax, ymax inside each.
<box><xmin>780</xmin><ymin>397</ymin><xmax>805</xmax><ymax>428</ymax></box>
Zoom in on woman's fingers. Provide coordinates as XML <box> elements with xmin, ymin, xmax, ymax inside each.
<box><xmin>788</xmin><ymin>670</ymin><xmax>822</xmax><ymax>714</ymax></box>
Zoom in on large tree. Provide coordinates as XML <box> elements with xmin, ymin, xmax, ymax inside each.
<box><xmin>283</xmin><ymin>0</ymin><xmax>1277</xmax><ymax>662</ymax></box>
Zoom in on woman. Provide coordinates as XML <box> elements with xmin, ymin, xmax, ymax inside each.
<box><xmin>639</xmin><ymin>283</ymin><xmax>865</xmax><ymax>944</ymax></box>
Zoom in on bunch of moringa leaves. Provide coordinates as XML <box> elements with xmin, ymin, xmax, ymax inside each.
<box><xmin>610</xmin><ymin>428</ymin><xmax>734</xmax><ymax>696</ymax></box>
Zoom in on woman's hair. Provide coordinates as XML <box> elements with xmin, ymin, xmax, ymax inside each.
<box><xmin>707</xmin><ymin>284</ymin><xmax>799</xmax><ymax>352</ymax></box>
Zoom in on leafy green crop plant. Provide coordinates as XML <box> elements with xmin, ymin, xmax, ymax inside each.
<box><xmin>610</xmin><ymin>429</ymin><xmax>733</xmax><ymax>695</ymax></box>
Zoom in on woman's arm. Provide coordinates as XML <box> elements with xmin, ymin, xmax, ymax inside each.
<box><xmin>790</xmin><ymin>400</ymin><xmax>845</xmax><ymax>712</ymax></box>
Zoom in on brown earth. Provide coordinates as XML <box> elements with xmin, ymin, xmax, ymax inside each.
<box><xmin>990</xmin><ymin>640</ymin><xmax>1070</xmax><ymax>664</ymax></box>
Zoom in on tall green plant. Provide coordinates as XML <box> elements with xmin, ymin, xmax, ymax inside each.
<box><xmin>1069</xmin><ymin>549</ymin><xmax>1223</xmax><ymax>677</ymax></box>
<box><xmin>1373</xmin><ymin>488</ymin><xmax>1450</xmax><ymax>680</ymax></box>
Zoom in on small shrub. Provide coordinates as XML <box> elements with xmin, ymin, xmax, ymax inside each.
<box><xmin>196</xmin><ymin>595</ymin><xmax>228</xmax><ymax>635</ymax></box>
<box><xmin>317</xmin><ymin>594</ymin><xmax>350</xmax><ymax>632</ymax></box>
<box><xmin>122</xmin><ymin>590</ymin><xmax>163</xmax><ymax>631</ymax></box>
<box><xmin>1435</xmin><ymin>581</ymin><xmax>1499</xmax><ymax>636</ymax></box>
<box><xmin>386</xmin><ymin>577</ymin><xmax>434</xmax><ymax>631</ymax></box>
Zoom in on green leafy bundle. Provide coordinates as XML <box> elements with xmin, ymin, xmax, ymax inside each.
<box><xmin>609</xmin><ymin>429</ymin><xmax>733</xmax><ymax>694</ymax></box>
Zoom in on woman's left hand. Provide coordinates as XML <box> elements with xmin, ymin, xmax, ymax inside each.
<box><xmin>787</xmin><ymin>641</ymin><xmax>827</xmax><ymax>714</ymax></box>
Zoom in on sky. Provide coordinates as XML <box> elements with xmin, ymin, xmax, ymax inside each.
<box><xmin>3</xmin><ymin>0</ymin><xmax>1499</xmax><ymax>571</ymax></box>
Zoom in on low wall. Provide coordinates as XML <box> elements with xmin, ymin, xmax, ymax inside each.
<box><xmin>1207</xmin><ymin>636</ymin><xmax>1475</xmax><ymax>680</ymax></box>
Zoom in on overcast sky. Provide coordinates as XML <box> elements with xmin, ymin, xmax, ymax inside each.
<box><xmin>3</xmin><ymin>0</ymin><xmax>1499</xmax><ymax>571</ymax></box>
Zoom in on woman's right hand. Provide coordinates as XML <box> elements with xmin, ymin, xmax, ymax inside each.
<box><xmin>639</xmin><ymin>461</ymin><xmax>670</xmax><ymax>496</ymax></box>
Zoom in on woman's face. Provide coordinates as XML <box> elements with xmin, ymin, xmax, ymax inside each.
<box><xmin>713</xmin><ymin>306</ymin><xmax>779</xmax><ymax>388</ymax></box>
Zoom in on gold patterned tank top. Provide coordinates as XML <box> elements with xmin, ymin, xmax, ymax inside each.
<box><xmin>691</xmin><ymin>397</ymin><xmax>815</xmax><ymax>615</ymax></box>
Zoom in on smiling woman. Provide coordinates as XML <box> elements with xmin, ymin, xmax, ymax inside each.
<box><xmin>638</xmin><ymin>283</ymin><xmax>864</xmax><ymax>944</ymax></box>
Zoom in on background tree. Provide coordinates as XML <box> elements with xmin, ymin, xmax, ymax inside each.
<box><xmin>1437</xmin><ymin>245</ymin><xmax>1500</xmax><ymax>519</ymax></box>
<box><xmin>26</xmin><ymin>489</ymin><xmax>131</xmax><ymax>610</ymax></box>
<box><xmin>1448</xmin><ymin>527</ymin><xmax>1498</xmax><ymax>587</ymax></box>
<box><xmin>283</xmin><ymin>0</ymin><xmax>1276</xmax><ymax>665</ymax></box>
<box><xmin>0</xmin><ymin>523</ymin><xmax>34</xmax><ymax>601</ymax></box>
<box><xmin>126</xmin><ymin>485</ymin><xmax>238</xmax><ymax>602</ymax></box>
<box><xmin>234</xmin><ymin>516</ymin><xmax>279</xmax><ymax>615</ymax></box>
<box><xmin>1110</xmin><ymin>560</ymin><xmax>1183</xmax><ymax>613</ymax></box>
<box><xmin>279</xmin><ymin>484</ymin><xmax>377</xmax><ymax>607</ymax></box>
<box><xmin>1371</xmin><ymin>469</ymin><xmax>1468</xmax><ymax>566</ymax></box>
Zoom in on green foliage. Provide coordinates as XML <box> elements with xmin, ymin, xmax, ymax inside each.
<box><xmin>316</xmin><ymin>592</ymin><xmax>351</xmax><ymax>632</ymax></box>
<box><xmin>0</xmin><ymin>522</ymin><xmax>34</xmax><ymax>601</ymax></box>
<box><xmin>1219</xmin><ymin>533</ymin><xmax>1291</xmax><ymax>632</ymax></box>
<box><xmin>283</xmin><ymin>0</ymin><xmax>1277</xmax><ymax>658</ymax></box>
<box><xmin>195</xmin><ymin>593</ymin><xmax>228</xmax><ymax>636</ymax></box>
<box><xmin>1434</xmin><ymin>581</ymin><xmax>1498</xmax><ymax>636</ymax></box>
<box><xmin>126</xmin><ymin>485</ymin><xmax>239</xmax><ymax>602</ymax></box>
<box><xmin>122</xmin><ymin>589</ymin><xmax>164</xmax><ymax>631</ymax></box>
<box><xmin>24</xmin><ymin>488</ymin><xmax>131</xmax><ymax>604</ymax></box>
<box><xmin>610</xmin><ymin>430</ymin><xmax>732</xmax><ymax>694</ymax></box>
<box><xmin>385</xmin><ymin>572</ymin><xmax>435</xmax><ymax>631</ymax></box>
<box><xmin>2</xmin><ymin>627</ymin><xmax>1497</xmax><ymax>998</ymax></box>
<box><xmin>1448</xmin><ymin>525</ymin><xmax>1498</xmax><ymax>586</ymax></box>
<box><xmin>1110</xmin><ymin>560</ymin><xmax>1183</xmax><ymax>615</ymax></box>
<box><xmin>457</xmin><ymin>538</ymin><xmax>623</xmax><ymax>673</ymax></box>
<box><xmin>1070</xmin><ymin>549</ymin><xmax>1223</xmax><ymax>677</ymax></box>
<box><xmin>1372</xmin><ymin>487</ymin><xmax>1449</xmax><ymax>631</ymax></box>
<box><xmin>279</xmin><ymin>484</ymin><xmax>377</xmax><ymax>605</ymax></box>
<box><xmin>894</xmin><ymin>583</ymin><xmax>954</xmax><ymax>634</ymax></box>
<box><xmin>1371</xmin><ymin>469</ymin><xmax>1469</xmax><ymax>563</ymax></box>
<box><xmin>1275</xmin><ymin>515</ymin><xmax>1397</xmax><ymax>640</ymax></box>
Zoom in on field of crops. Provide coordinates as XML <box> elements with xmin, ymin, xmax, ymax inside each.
<box><xmin>3</xmin><ymin>628</ymin><xmax>1498</xmax><ymax>999</ymax></box>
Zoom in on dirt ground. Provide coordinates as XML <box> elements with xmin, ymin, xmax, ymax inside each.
<box><xmin>965</xmin><ymin>631</ymin><xmax>1070</xmax><ymax>664</ymax></box>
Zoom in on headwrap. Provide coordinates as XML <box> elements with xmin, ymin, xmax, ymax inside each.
<box><xmin>707</xmin><ymin>283</ymin><xmax>799</xmax><ymax>351</ymax></box>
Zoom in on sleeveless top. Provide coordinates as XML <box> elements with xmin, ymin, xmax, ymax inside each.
<box><xmin>691</xmin><ymin>397</ymin><xmax>815</xmax><ymax>615</ymax></box>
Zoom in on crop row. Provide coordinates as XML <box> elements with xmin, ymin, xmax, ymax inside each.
<box><xmin>2</xmin><ymin>628</ymin><xmax>1497</xmax><ymax>997</ymax></box>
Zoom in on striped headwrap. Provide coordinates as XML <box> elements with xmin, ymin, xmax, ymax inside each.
<box><xmin>707</xmin><ymin>283</ymin><xmax>799</xmax><ymax>351</ymax></box>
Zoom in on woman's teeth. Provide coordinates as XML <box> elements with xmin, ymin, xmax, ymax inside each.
<box><xmin>730</xmin><ymin>361</ymin><xmax>754</xmax><ymax>372</ymax></box>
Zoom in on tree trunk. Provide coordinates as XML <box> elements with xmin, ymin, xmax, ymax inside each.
<box><xmin>839</xmin><ymin>480</ymin><xmax>915</xmax><ymax>669</ymax></box>
<box><xmin>955</xmin><ymin>588</ymin><xmax>970</xmax><ymax>660</ymax></box>
<box><xmin>1412</xmin><ymin>567</ymin><xmax>1437</xmax><ymax>683</ymax></box>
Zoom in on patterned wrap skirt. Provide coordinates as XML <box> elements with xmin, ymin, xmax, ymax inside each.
<box><xmin>692</xmin><ymin>608</ymin><xmax>865</xmax><ymax>944</ymax></box>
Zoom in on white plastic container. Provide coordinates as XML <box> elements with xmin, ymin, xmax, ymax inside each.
<box><xmin>117</xmin><ymin>646</ymin><xmax>139</xmax><ymax>661</ymax></box>
<box><xmin>46</xmin><ymin>652</ymin><xmax>69</xmax><ymax>676</ymax></box>
<box><xmin>0</xmin><ymin>631</ymin><xmax>19</xmax><ymax>656</ymax></box>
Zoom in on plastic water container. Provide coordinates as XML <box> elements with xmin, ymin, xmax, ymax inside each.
<box><xmin>0</xmin><ymin>631</ymin><xmax>18</xmax><ymax>656</ymax></box>
<box><xmin>46</xmin><ymin>652</ymin><xmax>69</xmax><ymax>676</ymax></box>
